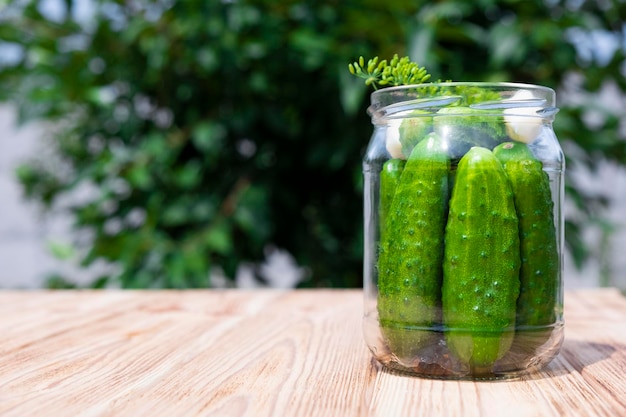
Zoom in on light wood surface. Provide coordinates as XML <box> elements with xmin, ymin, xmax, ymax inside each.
<box><xmin>0</xmin><ymin>288</ymin><xmax>625</xmax><ymax>417</ymax></box>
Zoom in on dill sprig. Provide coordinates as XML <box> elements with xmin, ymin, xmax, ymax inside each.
<box><xmin>348</xmin><ymin>54</ymin><xmax>431</xmax><ymax>90</ymax></box>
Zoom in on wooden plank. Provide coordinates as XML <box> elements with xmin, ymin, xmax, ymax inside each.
<box><xmin>0</xmin><ymin>289</ymin><xmax>624</xmax><ymax>417</ymax></box>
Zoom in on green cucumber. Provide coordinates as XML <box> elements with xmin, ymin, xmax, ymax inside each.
<box><xmin>377</xmin><ymin>132</ymin><xmax>450</xmax><ymax>360</ymax></box>
<box><xmin>434</xmin><ymin>107</ymin><xmax>508</xmax><ymax>159</ymax></box>
<box><xmin>493</xmin><ymin>142</ymin><xmax>558</xmax><ymax>331</ymax></box>
<box><xmin>443</xmin><ymin>147</ymin><xmax>520</xmax><ymax>371</ymax></box>
<box><xmin>398</xmin><ymin>110</ymin><xmax>433</xmax><ymax>157</ymax></box>
<box><xmin>379</xmin><ymin>159</ymin><xmax>405</xmax><ymax>239</ymax></box>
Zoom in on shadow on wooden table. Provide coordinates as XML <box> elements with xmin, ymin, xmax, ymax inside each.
<box><xmin>361</xmin><ymin>340</ymin><xmax>620</xmax><ymax>417</ymax></box>
<box><xmin>547</xmin><ymin>338</ymin><xmax>618</xmax><ymax>376</ymax></box>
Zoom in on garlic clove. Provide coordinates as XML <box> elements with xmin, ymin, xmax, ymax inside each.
<box><xmin>386</xmin><ymin>119</ymin><xmax>404</xmax><ymax>158</ymax></box>
<box><xmin>503</xmin><ymin>90</ymin><xmax>543</xmax><ymax>144</ymax></box>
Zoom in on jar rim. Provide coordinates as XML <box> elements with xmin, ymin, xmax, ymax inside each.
<box><xmin>368</xmin><ymin>82</ymin><xmax>558</xmax><ymax>123</ymax></box>
<box><xmin>371</xmin><ymin>81</ymin><xmax>555</xmax><ymax>98</ymax></box>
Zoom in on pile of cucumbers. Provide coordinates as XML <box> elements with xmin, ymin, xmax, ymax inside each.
<box><xmin>377</xmin><ymin>116</ymin><xmax>559</xmax><ymax>373</ymax></box>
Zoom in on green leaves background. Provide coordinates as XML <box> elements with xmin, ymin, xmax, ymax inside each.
<box><xmin>0</xmin><ymin>0</ymin><xmax>624</xmax><ymax>288</ymax></box>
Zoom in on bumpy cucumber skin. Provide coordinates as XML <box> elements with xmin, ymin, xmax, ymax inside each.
<box><xmin>378</xmin><ymin>132</ymin><xmax>449</xmax><ymax>359</ymax></box>
<box><xmin>493</xmin><ymin>142</ymin><xmax>558</xmax><ymax>329</ymax></box>
<box><xmin>379</xmin><ymin>159</ymin><xmax>406</xmax><ymax>239</ymax></box>
<box><xmin>443</xmin><ymin>147</ymin><xmax>521</xmax><ymax>370</ymax></box>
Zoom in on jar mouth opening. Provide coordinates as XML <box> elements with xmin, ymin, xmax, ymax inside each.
<box><xmin>368</xmin><ymin>82</ymin><xmax>558</xmax><ymax>124</ymax></box>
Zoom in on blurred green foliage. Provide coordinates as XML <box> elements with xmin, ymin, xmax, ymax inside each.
<box><xmin>0</xmin><ymin>0</ymin><xmax>624</xmax><ymax>288</ymax></box>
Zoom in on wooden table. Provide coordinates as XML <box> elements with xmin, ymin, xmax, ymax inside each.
<box><xmin>0</xmin><ymin>289</ymin><xmax>625</xmax><ymax>417</ymax></box>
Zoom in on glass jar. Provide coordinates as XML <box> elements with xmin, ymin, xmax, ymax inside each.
<box><xmin>362</xmin><ymin>82</ymin><xmax>564</xmax><ymax>379</ymax></box>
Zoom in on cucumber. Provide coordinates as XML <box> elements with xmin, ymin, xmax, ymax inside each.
<box><xmin>493</xmin><ymin>142</ymin><xmax>558</xmax><ymax>331</ymax></box>
<box><xmin>377</xmin><ymin>132</ymin><xmax>450</xmax><ymax>360</ymax></box>
<box><xmin>398</xmin><ymin>110</ymin><xmax>433</xmax><ymax>157</ymax></box>
<box><xmin>379</xmin><ymin>159</ymin><xmax>405</xmax><ymax>239</ymax></box>
<box><xmin>434</xmin><ymin>107</ymin><xmax>508</xmax><ymax>159</ymax></box>
<box><xmin>443</xmin><ymin>147</ymin><xmax>520</xmax><ymax>371</ymax></box>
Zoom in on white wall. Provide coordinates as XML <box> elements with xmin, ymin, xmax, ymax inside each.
<box><xmin>0</xmin><ymin>105</ymin><xmax>58</xmax><ymax>288</ymax></box>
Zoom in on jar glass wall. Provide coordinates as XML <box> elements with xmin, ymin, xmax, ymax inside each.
<box><xmin>362</xmin><ymin>83</ymin><xmax>564</xmax><ymax>379</ymax></box>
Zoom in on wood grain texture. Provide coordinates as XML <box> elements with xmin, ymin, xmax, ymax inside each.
<box><xmin>0</xmin><ymin>289</ymin><xmax>625</xmax><ymax>417</ymax></box>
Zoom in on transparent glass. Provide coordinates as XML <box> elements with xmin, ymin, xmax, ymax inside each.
<box><xmin>362</xmin><ymin>82</ymin><xmax>564</xmax><ymax>379</ymax></box>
